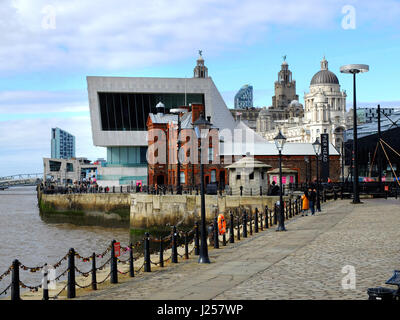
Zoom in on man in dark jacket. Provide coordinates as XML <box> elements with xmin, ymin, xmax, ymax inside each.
<box><xmin>308</xmin><ymin>188</ymin><xmax>316</xmax><ymax>215</ymax></box>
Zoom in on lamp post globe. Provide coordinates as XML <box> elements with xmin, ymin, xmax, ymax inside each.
<box><xmin>274</xmin><ymin>130</ymin><xmax>287</xmax><ymax>232</ymax></box>
<box><xmin>193</xmin><ymin>113</ymin><xmax>212</xmax><ymax>263</ymax></box>
<box><xmin>312</xmin><ymin>137</ymin><xmax>322</xmax><ymax>212</ymax></box>
<box><xmin>340</xmin><ymin>64</ymin><xmax>369</xmax><ymax>204</ymax></box>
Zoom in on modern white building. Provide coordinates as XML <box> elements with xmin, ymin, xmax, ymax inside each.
<box><xmin>87</xmin><ymin>53</ymin><xmax>236</xmax><ymax>187</ymax></box>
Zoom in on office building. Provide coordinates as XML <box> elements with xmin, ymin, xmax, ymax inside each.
<box><xmin>51</xmin><ymin>127</ymin><xmax>76</xmax><ymax>159</ymax></box>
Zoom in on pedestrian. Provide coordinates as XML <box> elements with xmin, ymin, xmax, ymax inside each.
<box><xmin>301</xmin><ymin>189</ymin><xmax>309</xmax><ymax>216</ymax></box>
<box><xmin>308</xmin><ymin>188</ymin><xmax>316</xmax><ymax>215</ymax></box>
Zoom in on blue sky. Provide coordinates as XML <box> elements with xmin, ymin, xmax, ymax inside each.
<box><xmin>1</xmin><ymin>0</ymin><xmax>400</xmax><ymax>176</ymax></box>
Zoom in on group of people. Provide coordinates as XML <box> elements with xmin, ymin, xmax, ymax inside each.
<box><xmin>301</xmin><ymin>187</ymin><xmax>319</xmax><ymax>216</ymax></box>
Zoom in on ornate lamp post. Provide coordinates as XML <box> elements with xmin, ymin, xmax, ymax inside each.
<box><xmin>312</xmin><ymin>137</ymin><xmax>321</xmax><ymax>212</ymax></box>
<box><xmin>171</xmin><ymin>108</ymin><xmax>187</xmax><ymax>195</ymax></box>
<box><xmin>193</xmin><ymin>114</ymin><xmax>212</xmax><ymax>263</ymax></box>
<box><xmin>340</xmin><ymin>64</ymin><xmax>369</xmax><ymax>204</ymax></box>
<box><xmin>274</xmin><ymin>130</ymin><xmax>287</xmax><ymax>232</ymax></box>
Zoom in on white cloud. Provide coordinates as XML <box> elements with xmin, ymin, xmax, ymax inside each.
<box><xmin>0</xmin><ymin>0</ymin><xmax>361</xmax><ymax>73</ymax></box>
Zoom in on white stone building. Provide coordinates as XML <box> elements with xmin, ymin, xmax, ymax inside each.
<box><xmin>257</xmin><ymin>57</ymin><xmax>351</xmax><ymax>150</ymax></box>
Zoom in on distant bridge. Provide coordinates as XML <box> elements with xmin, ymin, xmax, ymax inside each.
<box><xmin>0</xmin><ymin>173</ymin><xmax>43</xmax><ymax>189</ymax></box>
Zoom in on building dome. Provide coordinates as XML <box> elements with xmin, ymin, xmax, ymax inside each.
<box><xmin>310</xmin><ymin>70</ymin><xmax>339</xmax><ymax>85</ymax></box>
<box><xmin>314</xmin><ymin>91</ymin><xmax>327</xmax><ymax>104</ymax></box>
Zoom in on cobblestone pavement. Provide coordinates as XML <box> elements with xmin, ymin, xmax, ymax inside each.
<box><xmin>79</xmin><ymin>198</ymin><xmax>400</xmax><ymax>300</ymax></box>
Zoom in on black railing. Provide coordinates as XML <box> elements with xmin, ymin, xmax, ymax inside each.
<box><xmin>1</xmin><ymin>192</ymin><xmax>338</xmax><ymax>300</ymax></box>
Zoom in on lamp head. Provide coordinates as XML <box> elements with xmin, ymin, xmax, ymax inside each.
<box><xmin>312</xmin><ymin>137</ymin><xmax>321</xmax><ymax>155</ymax></box>
<box><xmin>274</xmin><ymin>130</ymin><xmax>286</xmax><ymax>152</ymax></box>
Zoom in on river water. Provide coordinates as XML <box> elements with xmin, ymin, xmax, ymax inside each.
<box><xmin>0</xmin><ymin>186</ymin><xmax>130</xmax><ymax>297</ymax></box>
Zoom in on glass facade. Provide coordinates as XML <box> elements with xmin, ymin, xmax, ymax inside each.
<box><xmin>51</xmin><ymin>128</ymin><xmax>76</xmax><ymax>159</ymax></box>
<box><xmin>98</xmin><ymin>92</ymin><xmax>205</xmax><ymax>131</ymax></box>
<box><xmin>234</xmin><ymin>85</ymin><xmax>253</xmax><ymax>109</ymax></box>
<box><xmin>106</xmin><ymin>146</ymin><xmax>147</xmax><ymax>166</ymax></box>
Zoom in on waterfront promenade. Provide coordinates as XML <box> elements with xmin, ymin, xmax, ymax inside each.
<box><xmin>76</xmin><ymin>198</ymin><xmax>400</xmax><ymax>300</ymax></box>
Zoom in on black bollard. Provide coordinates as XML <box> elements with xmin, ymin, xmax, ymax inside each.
<box><xmin>42</xmin><ymin>263</ymin><xmax>49</xmax><ymax>300</ymax></box>
<box><xmin>113</xmin><ymin>186</ymin><xmax>115</xmax><ymax>193</ymax></box>
<box><xmin>243</xmin><ymin>211</ymin><xmax>248</xmax><ymax>238</ymax></box>
<box><xmin>265</xmin><ymin>206</ymin><xmax>269</xmax><ymax>228</ymax></box>
<box><xmin>214</xmin><ymin>217</ymin><xmax>219</xmax><ymax>249</ymax></box>
<box><xmin>229</xmin><ymin>212</ymin><xmax>234</xmax><ymax>243</ymax></box>
<box><xmin>237</xmin><ymin>214</ymin><xmax>241</xmax><ymax>241</ymax></box>
<box><xmin>260</xmin><ymin>211</ymin><xmax>263</xmax><ymax>231</ymax></box>
<box><xmin>260</xmin><ymin>186</ymin><xmax>262</xmax><ymax>196</ymax></box>
<box><xmin>194</xmin><ymin>222</ymin><xmax>200</xmax><ymax>256</ymax></box>
<box><xmin>91</xmin><ymin>253</ymin><xmax>97</xmax><ymax>290</ymax></box>
<box><xmin>144</xmin><ymin>233</ymin><xmax>151</xmax><ymax>272</ymax></box>
<box><xmin>110</xmin><ymin>240</ymin><xmax>118</xmax><ymax>283</ymax></box>
<box><xmin>240</xmin><ymin>186</ymin><xmax>243</xmax><ymax>196</ymax></box>
<box><xmin>185</xmin><ymin>232</ymin><xmax>189</xmax><ymax>259</ymax></box>
<box><xmin>67</xmin><ymin>248</ymin><xmax>76</xmax><ymax>298</ymax></box>
<box><xmin>159</xmin><ymin>240</ymin><xmax>164</xmax><ymax>268</ymax></box>
<box><xmin>273</xmin><ymin>204</ymin><xmax>277</xmax><ymax>225</ymax></box>
<box><xmin>129</xmin><ymin>243</ymin><xmax>134</xmax><ymax>277</ymax></box>
<box><xmin>255</xmin><ymin>208</ymin><xmax>259</xmax><ymax>233</ymax></box>
<box><xmin>249</xmin><ymin>211</ymin><xmax>253</xmax><ymax>236</ymax></box>
<box><xmin>289</xmin><ymin>199</ymin><xmax>292</xmax><ymax>218</ymax></box>
<box><xmin>171</xmin><ymin>226</ymin><xmax>178</xmax><ymax>263</ymax></box>
<box><xmin>11</xmin><ymin>259</ymin><xmax>20</xmax><ymax>301</ymax></box>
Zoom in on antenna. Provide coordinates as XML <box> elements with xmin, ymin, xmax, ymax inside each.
<box><xmin>185</xmin><ymin>76</ymin><xmax>187</xmax><ymax>106</ymax></box>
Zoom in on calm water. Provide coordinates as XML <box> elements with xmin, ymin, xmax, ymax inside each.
<box><xmin>0</xmin><ymin>186</ymin><xmax>130</xmax><ymax>297</ymax></box>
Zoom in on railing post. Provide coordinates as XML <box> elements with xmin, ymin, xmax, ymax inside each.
<box><xmin>113</xmin><ymin>186</ymin><xmax>115</xmax><ymax>193</ymax></box>
<box><xmin>171</xmin><ymin>226</ymin><xmax>178</xmax><ymax>263</ymax></box>
<box><xmin>289</xmin><ymin>199</ymin><xmax>292</xmax><ymax>218</ymax></box>
<box><xmin>285</xmin><ymin>201</ymin><xmax>288</xmax><ymax>220</ymax></box>
<box><xmin>91</xmin><ymin>253</ymin><xmax>97</xmax><ymax>290</ymax></box>
<box><xmin>254</xmin><ymin>208</ymin><xmax>259</xmax><ymax>233</ymax></box>
<box><xmin>273</xmin><ymin>204</ymin><xmax>278</xmax><ymax>225</ymax></box>
<box><xmin>110</xmin><ymin>240</ymin><xmax>118</xmax><ymax>283</ymax></box>
<box><xmin>159</xmin><ymin>240</ymin><xmax>164</xmax><ymax>267</ymax></box>
<box><xmin>67</xmin><ymin>248</ymin><xmax>76</xmax><ymax>298</ymax></box>
<box><xmin>243</xmin><ymin>211</ymin><xmax>248</xmax><ymax>238</ymax></box>
<box><xmin>265</xmin><ymin>206</ymin><xmax>269</xmax><ymax>229</ymax></box>
<box><xmin>213</xmin><ymin>217</ymin><xmax>219</xmax><ymax>249</ymax></box>
<box><xmin>144</xmin><ymin>233</ymin><xmax>151</xmax><ymax>272</ymax></box>
<box><xmin>229</xmin><ymin>212</ymin><xmax>234</xmax><ymax>243</ymax></box>
<box><xmin>249</xmin><ymin>211</ymin><xmax>253</xmax><ymax>236</ymax></box>
<box><xmin>11</xmin><ymin>259</ymin><xmax>20</xmax><ymax>301</ymax></box>
<box><xmin>260</xmin><ymin>186</ymin><xmax>262</xmax><ymax>196</ymax></box>
<box><xmin>237</xmin><ymin>212</ymin><xmax>241</xmax><ymax>241</ymax></box>
<box><xmin>260</xmin><ymin>210</ymin><xmax>263</xmax><ymax>231</ymax></box>
<box><xmin>129</xmin><ymin>243</ymin><xmax>134</xmax><ymax>277</ymax></box>
<box><xmin>184</xmin><ymin>232</ymin><xmax>189</xmax><ymax>259</ymax></box>
<box><xmin>42</xmin><ymin>263</ymin><xmax>49</xmax><ymax>300</ymax></box>
<box><xmin>194</xmin><ymin>222</ymin><xmax>200</xmax><ymax>256</ymax></box>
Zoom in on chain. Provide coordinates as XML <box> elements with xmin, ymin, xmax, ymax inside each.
<box><xmin>54</xmin><ymin>268</ymin><xmax>69</xmax><ymax>281</ymax></box>
<box><xmin>75</xmin><ymin>281</ymin><xmax>93</xmax><ymax>289</ymax></box>
<box><xmin>74</xmin><ymin>266</ymin><xmax>90</xmax><ymax>277</ymax></box>
<box><xmin>0</xmin><ymin>283</ymin><xmax>11</xmax><ymax>296</ymax></box>
<box><xmin>19</xmin><ymin>280</ymin><xmax>41</xmax><ymax>292</ymax></box>
<box><xmin>0</xmin><ymin>266</ymin><xmax>12</xmax><ymax>282</ymax></box>
<box><xmin>50</xmin><ymin>282</ymin><xmax>68</xmax><ymax>300</ymax></box>
<box><xmin>96</xmin><ymin>257</ymin><xmax>112</xmax><ymax>271</ymax></box>
<box><xmin>96</xmin><ymin>271</ymin><xmax>112</xmax><ymax>285</ymax></box>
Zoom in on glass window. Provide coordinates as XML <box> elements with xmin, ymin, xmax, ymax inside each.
<box><xmin>180</xmin><ymin>171</ymin><xmax>185</xmax><ymax>184</ymax></box>
<box><xmin>211</xmin><ymin>170</ymin><xmax>216</xmax><ymax>183</ymax></box>
<box><xmin>208</xmin><ymin>147</ymin><xmax>213</xmax><ymax>161</ymax></box>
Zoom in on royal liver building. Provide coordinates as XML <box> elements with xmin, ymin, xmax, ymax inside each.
<box><xmin>256</xmin><ymin>57</ymin><xmax>350</xmax><ymax>150</ymax></box>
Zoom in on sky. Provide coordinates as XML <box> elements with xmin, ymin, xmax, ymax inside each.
<box><xmin>1</xmin><ymin>0</ymin><xmax>400</xmax><ymax>176</ymax></box>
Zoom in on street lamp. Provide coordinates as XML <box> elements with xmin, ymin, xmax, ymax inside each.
<box><xmin>274</xmin><ymin>130</ymin><xmax>287</xmax><ymax>232</ymax></box>
<box><xmin>171</xmin><ymin>108</ymin><xmax>187</xmax><ymax>195</ymax></box>
<box><xmin>193</xmin><ymin>113</ymin><xmax>212</xmax><ymax>263</ymax></box>
<box><xmin>340</xmin><ymin>64</ymin><xmax>369</xmax><ymax>204</ymax></box>
<box><xmin>312</xmin><ymin>137</ymin><xmax>321</xmax><ymax>212</ymax></box>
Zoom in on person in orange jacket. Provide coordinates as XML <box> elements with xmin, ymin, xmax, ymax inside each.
<box><xmin>301</xmin><ymin>189</ymin><xmax>310</xmax><ymax>216</ymax></box>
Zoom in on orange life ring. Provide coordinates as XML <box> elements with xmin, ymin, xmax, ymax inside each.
<box><xmin>218</xmin><ymin>214</ymin><xmax>226</xmax><ymax>235</ymax></box>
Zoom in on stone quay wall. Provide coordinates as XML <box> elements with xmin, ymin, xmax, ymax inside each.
<box><xmin>130</xmin><ymin>194</ymin><xmax>290</xmax><ymax>230</ymax></box>
<box><xmin>38</xmin><ymin>192</ymin><xmax>131</xmax><ymax>227</ymax></box>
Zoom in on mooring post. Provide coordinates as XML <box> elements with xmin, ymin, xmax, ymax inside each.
<box><xmin>194</xmin><ymin>222</ymin><xmax>200</xmax><ymax>256</ymax></box>
<box><xmin>91</xmin><ymin>253</ymin><xmax>97</xmax><ymax>290</ymax></box>
<box><xmin>11</xmin><ymin>259</ymin><xmax>20</xmax><ymax>301</ymax></box>
<box><xmin>171</xmin><ymin>226</ymin><xmax>178</xmax><ymax>263</ymax></box>
<box><xmin>214</xmin><ymin>217</ymin><xmax>219</xmax><ymax>249</ymax></box>
<box><xmin>110</xmin><ymin>240</ymin><xmax>118</xmax><ymax>283</ymax></box>
<box><xmin>67</xmin><ymin>248</ymin><xmax>76</xmax><ymax>298</ymax></box>
<box><xmin>144</xmin><ymin>233</ymin><xmax>151</xmax><ymax>272</ymax></box>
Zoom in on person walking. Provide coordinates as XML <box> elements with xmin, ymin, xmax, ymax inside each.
<box><xmin>308</xmin><ymin>188</ymin><xmax>316</xmax><ymax>215</ymax></box>
<box><xmin>301</xmin><ymin>190</ymin><xmax>309</xmax><ymax>216</ymax></box>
